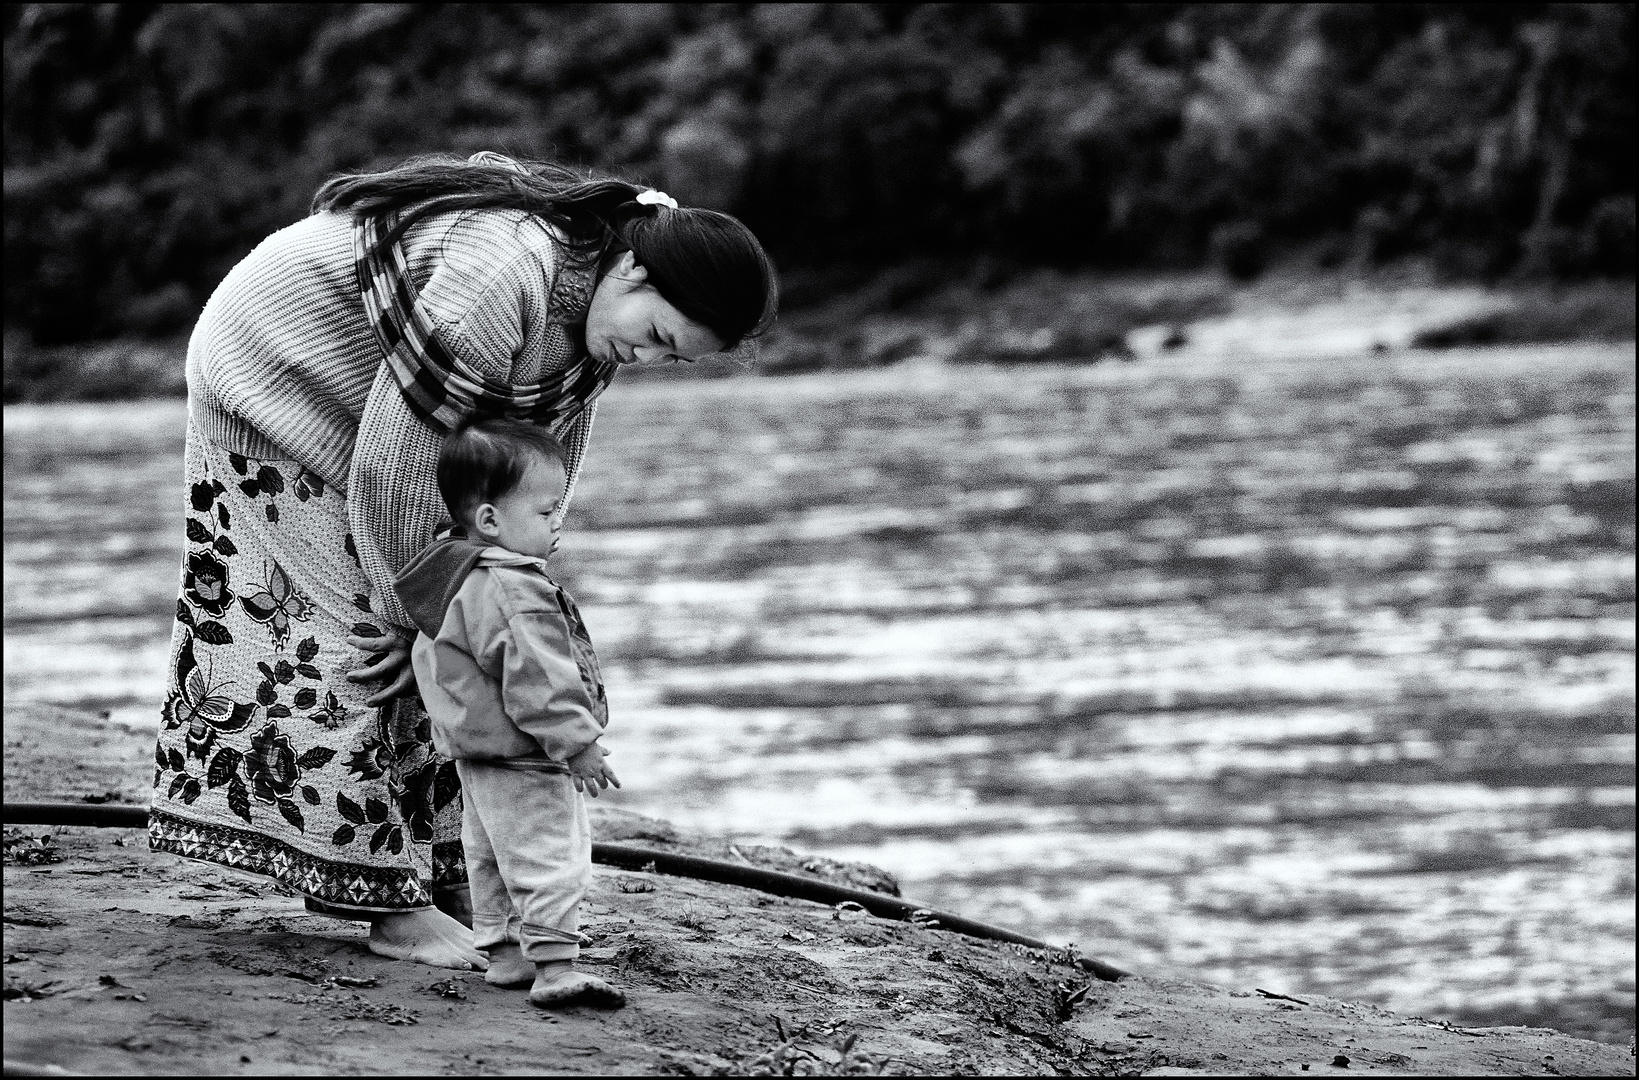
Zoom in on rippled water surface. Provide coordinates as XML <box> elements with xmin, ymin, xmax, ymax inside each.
<box><xmin>4</xmin><ymin>344</ymin><xmax>1634</xmax><ymax>1042</ymax></box>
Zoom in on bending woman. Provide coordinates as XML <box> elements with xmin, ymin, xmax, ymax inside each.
<box><xmin>151</xmin><ymin>152</ymin><xmax>776</xmax><ymax>969</ymax></box>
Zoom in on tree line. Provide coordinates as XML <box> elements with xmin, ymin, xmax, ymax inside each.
<box><xmin>4</xmin><ymin>3</ymin><xmax>1633</xmax><ymax>345</ymax></box>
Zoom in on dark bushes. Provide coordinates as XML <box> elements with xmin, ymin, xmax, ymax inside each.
<box><xmin>4</xmin><ymin>4</ymin><xmax>1634</xmax><ymax>348</ymax></box>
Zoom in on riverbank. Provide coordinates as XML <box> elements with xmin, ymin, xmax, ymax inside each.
<box><xmin>5</xmin><ymin>702</ymin><xmax>1633</xmax><ymax>1076</ymax></box>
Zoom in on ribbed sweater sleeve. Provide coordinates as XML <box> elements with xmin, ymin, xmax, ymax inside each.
<box><xmin>556</xmin><ymin>400</ymin><xmax>597</xmax><ymax>529</ymax></box>
<box><xmin>347</xmin><ymin>211</ymin><xmax>597</xmax><ymax>630</ymax></box>
<box><xmin>347</xmin><ymin>362</ymin><xmax>445</xmax><ymax>631</ymax></box>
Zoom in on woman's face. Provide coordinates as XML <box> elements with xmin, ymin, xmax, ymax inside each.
<box><xmin>584</xmin><ymin>251</ymin><xmax>724</xmax><ymax>367</ymax></box>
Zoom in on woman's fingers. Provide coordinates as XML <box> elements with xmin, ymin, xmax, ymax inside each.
<box><xmin>345</xmin><ymin>632</ymin><xmax>397</xmax><ymax>654</ymax></box>
<box><xmin>346</xmin><ymin>633</ymin><xmax>410</xmax><ymax>685</ymax></box>
<box><xmin>364</xmin><ymin>662</ymin><xmax>418</xmax><ymax>707</ymax></box>
<box><xmin>346</xmin><ymin>651</ymin><xmax>401</xmax><ymax>683</ymax></box>
<box><xmin>602</xmin><ymin>767</ymin><xmax>621</xmax><ymax>789</ymax></box>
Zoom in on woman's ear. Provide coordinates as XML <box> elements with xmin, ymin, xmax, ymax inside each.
<box><xmin>471</xmin><ymin>503</ymin><xmax>501</xmax><ymax>538</ymax></box>
<box><xmin>610</xmin><ymin>249</ymin><xmax>647</xmax><ymax>285</ymax></box>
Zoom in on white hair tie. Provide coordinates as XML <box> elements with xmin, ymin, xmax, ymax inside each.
<box><xmin>636</xmin><ymin>189</ymin><xmax>679</xmax><ymax>209</ymax></box>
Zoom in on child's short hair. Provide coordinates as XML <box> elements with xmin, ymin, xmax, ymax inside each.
<box><xmin>437</xmin><ymin>414</ymin><xmax>569</xmax><ymax>528</ymax></box>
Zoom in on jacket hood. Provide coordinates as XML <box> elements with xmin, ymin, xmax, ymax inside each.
<box><xmin>394</xmin><ymin>530</ymin><xmax>490</xmax><ymax>637</ymax></box>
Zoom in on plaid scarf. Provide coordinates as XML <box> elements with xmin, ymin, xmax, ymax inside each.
<box><xmin>354</xmin><ymin>213</ymin><xmax>618</xmax><ymax>435</ymax></box>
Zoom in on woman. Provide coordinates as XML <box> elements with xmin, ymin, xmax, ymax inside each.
<box><xmin>151</xmin><ymin>151</ymin><xmax>777</xmax><ymax>969</ymax></box>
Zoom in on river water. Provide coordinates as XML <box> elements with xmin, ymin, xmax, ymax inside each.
<box><xmin>4</xmin><ymin>345</ymin><xmax>1633</xmax><ymax>1042</ymax></box>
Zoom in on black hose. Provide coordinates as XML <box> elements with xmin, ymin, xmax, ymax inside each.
<box><xmin>5</xmin><ymin>801</ymin><xmax>149</xmax><ymax>829</ymax></box>
<box><xmin>3</xmin><ymin>801</ymin><xmax>1130</xmax><ymax>982</ymax></box>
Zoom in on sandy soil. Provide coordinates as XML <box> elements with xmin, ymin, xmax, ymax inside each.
<box><xmin>4</xmin><ymin>702</ymin><xmax>1633</xmax><ymax>1077</ymax></box>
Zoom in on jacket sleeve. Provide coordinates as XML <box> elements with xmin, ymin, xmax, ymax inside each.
<box><xmin>489</xmin><ymin>580</ymin><xmax>607</xmax><ymax>762</ymax></box>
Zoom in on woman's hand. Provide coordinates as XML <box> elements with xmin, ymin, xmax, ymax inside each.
<box><xmin>345</xmin><ymin>631</ymin><xmax>417</xmax><ymax>707</ymax></box>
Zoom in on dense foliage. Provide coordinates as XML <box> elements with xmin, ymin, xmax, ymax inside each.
<box><xmin>4</xmin><ymin>3</ymin><xmax>1634</xmax><ymax>344</ymax></box>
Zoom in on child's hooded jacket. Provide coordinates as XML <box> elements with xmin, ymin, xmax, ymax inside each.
<box><xmin>395</xmin><ymin>530</ymin><xmax>608</xmax><ymax>766</ymax></box>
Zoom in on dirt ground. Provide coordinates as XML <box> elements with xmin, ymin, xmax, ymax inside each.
<box><xmin>4</xmin><ymin>702</ymin><xmax>1633</xmax><ymax>1077</ymax></box>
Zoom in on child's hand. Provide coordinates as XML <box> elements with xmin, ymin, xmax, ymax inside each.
<box><xmin>566</xmin><ymin>742</ymin><xmax>620</xmax><ymax>798</ymax></box>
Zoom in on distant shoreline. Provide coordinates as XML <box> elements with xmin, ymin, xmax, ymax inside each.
<box><xmin>5</xmin><ymin>274</ymin><xmax>1633</xmax><ymax>403</ymax></box>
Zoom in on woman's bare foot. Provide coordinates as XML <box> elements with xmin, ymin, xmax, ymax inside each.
<box><xmin>483</xmin><ymin>943</ymin><xmax>534</xmax><ymax>987</ymax></box>
<box><xmin>369</xmin><ymin>908</ymin><xmax>489</xmax><ymax>971</ymax></box>
<box><xmin>529</xmin><ymin>960</ymin><xmax>625</xmax><ymax>1009</ymax></box>
<box><xmin>434</xmin><ymin>886</ymin><xmax>474</xmax><ymax>929</ymax></box>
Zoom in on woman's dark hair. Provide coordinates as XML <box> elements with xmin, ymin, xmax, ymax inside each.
<box><xmin>313</xmin><ymin>153</ymin><xmax>777</xmax><ymax>349</ymax></box>
<box><xmin>437</xmin><ymin>415</ymin><xmax>568</xmax><ymax>528</ymax></box>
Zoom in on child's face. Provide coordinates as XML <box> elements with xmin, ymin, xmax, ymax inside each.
<box><xmin>471</xmin><ymin>454</ymin><xmax>568</xmax><ymax>560</ymax></box>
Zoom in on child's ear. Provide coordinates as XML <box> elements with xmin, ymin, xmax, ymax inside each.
<box><xmin>472</xmin><ymin>503</ymin><xmax>501</xmax><ymax>537</ymax></box>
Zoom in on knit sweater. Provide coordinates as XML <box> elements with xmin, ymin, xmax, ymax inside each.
<box><xmin>185</xmin><ymin>207</ymin><xmax>604</xmax><ymax>632</ymax></box>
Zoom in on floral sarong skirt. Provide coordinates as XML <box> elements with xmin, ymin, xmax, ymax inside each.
<box><xmin>150</xmin><ymin>424</ymin><xmax>465</xmax><ymax>913</ymax></box>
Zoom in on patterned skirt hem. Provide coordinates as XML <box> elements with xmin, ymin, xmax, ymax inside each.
<box><xmin>150</xmin><ymin>806</ymin><xmax>465</xmax><ymax>913</ymax></box>
<box><xmin>304</xmin><ymin>884</ymin><xmax>471</xmax><ymax>922</ymax></box>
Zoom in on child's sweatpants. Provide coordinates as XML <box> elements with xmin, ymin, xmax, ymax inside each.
<box><xmin>454</xmin><ymin>759</ymin><xmax>590</xmax><ymax>964</ymax></box>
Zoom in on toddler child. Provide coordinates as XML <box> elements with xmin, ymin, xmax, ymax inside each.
<box><xmin>395</xmin><ymin>414</ymin><xmax>624</xmax><ymax>1008</ymax></box>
